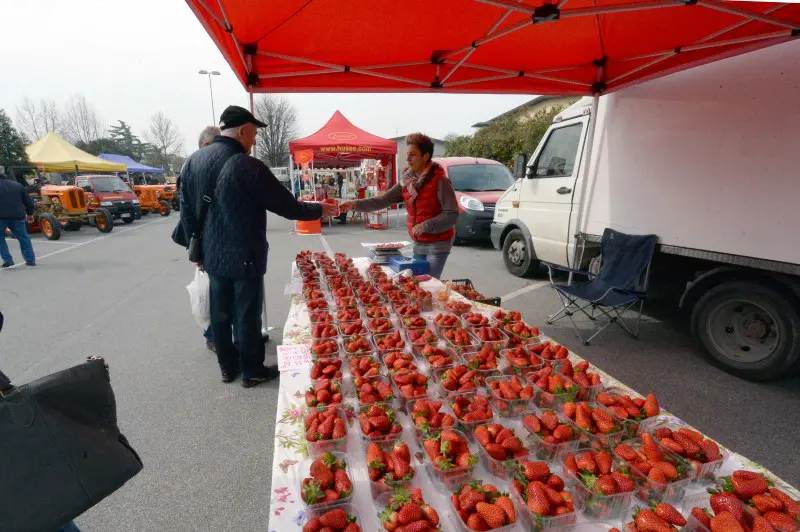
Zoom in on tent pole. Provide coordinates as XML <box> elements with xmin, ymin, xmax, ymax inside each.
<box><xmin>289</xmin><ymin>153</ymin><xmax>297</xmax><ymax>233</ymax></box>
<box><xmin>249</xmin><ymin>92</ymin><xmax>257</xmax><ymax>158</ymax></box>
<box><xmin>570</xmin><ymin>93</ymin><xmax>600</xmax><ymax>279</ymax></box>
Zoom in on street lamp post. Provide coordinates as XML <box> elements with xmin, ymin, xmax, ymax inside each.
<box><xmin>198</xmin><ymin>70</ymin><xmax>220</xmax><ymax>124</ymax></box>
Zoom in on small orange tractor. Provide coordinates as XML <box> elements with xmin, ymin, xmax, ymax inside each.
<box><xmin>34</xmin><ymin>185</ymin><xmax>114</xmax><ymax>240</ymax></box>
<box><xmin>133</xmin><ymin>185</ymin><xmax>172</xmax><ymax>216</ymax></box>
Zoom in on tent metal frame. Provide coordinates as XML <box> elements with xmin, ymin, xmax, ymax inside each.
<box><xmin>193</xmin><ymin>0</ymin><xmax>798</xmax><ymax>94</ymax></box>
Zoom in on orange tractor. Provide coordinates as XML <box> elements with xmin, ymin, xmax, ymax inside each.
<box><xmin>34</xmin><ymin>185</ymin><xmax>114</xmax><ymax>240</ymax></box>
<box><xmin>133</xmin><ymin>185</ymin><xmax>172</xmax><ymax>216</ymax></box>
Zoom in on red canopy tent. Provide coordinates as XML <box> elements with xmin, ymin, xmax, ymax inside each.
<box><xmin>288</xmin><ymin>111</ymin><xmax>398</xmax><ymax>201</ymax></box>
<box><xmin>185</xmin><ymin>0</ymin><xmax>799</xmax><ymax>96</ymax></box>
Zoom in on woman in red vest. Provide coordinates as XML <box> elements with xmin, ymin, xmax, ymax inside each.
<box><xmin>340</xmin><ymin>133</ymin><xmax>458</xmax><ymax>278</ymax></box>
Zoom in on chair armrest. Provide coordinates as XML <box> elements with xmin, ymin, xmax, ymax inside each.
<box><xmin>610</xmin><ymin>287</ymin><xmax>648</xmax><ymax>299</ymax></box>
<box><xmin>540</xmin><ymin>261</ymin><xmax>595</xmax><ymax>278</ymax></box>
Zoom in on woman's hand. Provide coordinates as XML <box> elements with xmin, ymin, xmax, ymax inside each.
<box><xmin>339</xmin><ymin>200</ymin><xmax>355</xmax><ymax>212</ymax></box>
<box><xmin>412</xmin><ymin>223</ymin><xmax>425</xmax><ymax>237</ymax></box>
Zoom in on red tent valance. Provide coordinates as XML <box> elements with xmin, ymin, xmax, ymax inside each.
<box><xmin>186</xmin><ymin>0</ymin><xmax>800</xmax><ymax>96</ymax></box>
<box><xmin>289</xmin><ymin>111</ymin><xmax>398</xmax><ymax>162</ymax></box>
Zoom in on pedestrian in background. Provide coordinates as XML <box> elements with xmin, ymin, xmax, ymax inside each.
<box><xmin>340</xmin><ymin>133</ymin><xmax>457</xmax><ymax>278</ymax></box>
<box><xmin>180</xmin><ymin>106</ymin><xmax>336</xmax><ymax>387</ymax></box>
<box><xmin>0</xmin><ymin>165</ymin><xmax>36</xmax><ymax>268</ymax></box>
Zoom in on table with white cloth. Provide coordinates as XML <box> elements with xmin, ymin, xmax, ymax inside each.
<box><xmin>267</xmin><ymin>257</ymin><xmax>799</xmax><ymax>531</ymax></box>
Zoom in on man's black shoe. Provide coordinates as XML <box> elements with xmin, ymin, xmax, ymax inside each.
<box><xmin>206</xmin><ymin>341</ymin><xmax>217</xmax><ymax>353</ymax></box>
<box><xmin>25</xmin><ymin>262</ymin><xmax>36</xmax><ymax>266</ymax></box>
<box><xmin>262</xmin><ymin>332</ymin><xmax>270</xmax><ymax>344</ymax></box>
<box><xmin>1</xmin><ymin>263</ymin><xmax>12</xmax><ymax>268</ymax></box>
<box><xmin>220</xmin><ymin>369</ymin><xmax>239</xmax><ymax>383</ymax></box>
<box><xmin>241</xmin><ymin>365</ymin><xmax>279</xmax><ymax>388</ymax></box>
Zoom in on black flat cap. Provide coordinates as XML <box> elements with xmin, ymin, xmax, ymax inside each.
<box><xmin>219</xmin><ymin>105</ymin><xmax>267</xmax><ymax>130</ymax></box>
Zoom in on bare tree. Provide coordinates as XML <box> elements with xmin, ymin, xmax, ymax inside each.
<box><xmin>143</xmin><ymin>112</ymin><xmax>184</xmax><ymax>170</ymax></box>
<box><xmin>40</xmin><ymin>100</ymin><xmax>62</xmax><ymax>135</ymax></box>
<box><xmin>63</xmin><ymin>94</ymin><xmax>105</xmax><ymax>144</ymax></box>
<box><xmin>254</xmin><ymin>95</ymin><xmax>299</xmax><ymax>167</ymax></box>
<box><xmin>15</xmin><ymin>97</ymin><xmax>41</xmax><ymax>140</ymax></box>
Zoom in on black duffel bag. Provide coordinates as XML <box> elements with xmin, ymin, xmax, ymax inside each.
<box><xmin>0</xmin><ymin>356</ymin><xmax>143</xmax><ymax>532</ymax></box>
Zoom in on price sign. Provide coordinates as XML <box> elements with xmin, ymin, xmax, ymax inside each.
<box><xmin>277</xmin><ymin>344</ymin><xmax>312</xmax><ymax>372</ymax></box>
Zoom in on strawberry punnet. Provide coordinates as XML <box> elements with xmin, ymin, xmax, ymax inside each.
<box><xmin>450</xmin><ymin>480</ymin><xmax>516</xmax><ymax>530</ymax></box>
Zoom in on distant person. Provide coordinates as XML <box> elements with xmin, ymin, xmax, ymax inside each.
<box><xmin>293</xmin><ymin>178</ymin><xmax>301</xmax><ymax>199</ymax></box>
<box><xmin>180</xmin><ymin>106</ymin><xmax>336</xmax><ymax>387</ymax></box>
<box><xmin>0</xmin><ymin>165</ymin><xmax>36</xmax><ymax>268</ymax></box>
<box><xmin>340</xmin><ymin>133</ymin><xmax>457</xmax><ymax>278</ymax></box>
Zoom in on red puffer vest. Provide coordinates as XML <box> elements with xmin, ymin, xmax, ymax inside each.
<box><xmin>402</xmin><ymin>163</ymin><xmax>455</xmax><ymax>243</ymax></box>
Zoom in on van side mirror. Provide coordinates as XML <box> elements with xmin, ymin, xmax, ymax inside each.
<box><xmin>513</xmin><ymin>154</ymin><xmax>528</xmax><ymax>179</ymax></box>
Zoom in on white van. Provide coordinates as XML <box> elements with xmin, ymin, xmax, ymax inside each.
<box><xmin>490</xmin><ymin>40</ymin><xmax>800</xmax><ymax>381</ymax></box>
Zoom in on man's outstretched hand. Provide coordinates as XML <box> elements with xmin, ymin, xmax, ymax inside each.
<box><xmin>321</xmin><ymin>203</ymin><xmax>339</xmax><ymax>217</ymax></box>
<box><xmin>339</xmin><ymin>200</ymin><xmax>355</xmax><ymax>212</ymax></box>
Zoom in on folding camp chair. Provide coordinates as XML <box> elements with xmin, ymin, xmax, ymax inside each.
<box><xmin>543</xmin><ymin>228</ymin><xmax>658</xmax><ymax>345</ymax></box>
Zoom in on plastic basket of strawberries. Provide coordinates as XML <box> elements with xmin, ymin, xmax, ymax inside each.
<box><xmin>641</xmin><ymin>418</ymin><xmax>726</xmax><ymax>481</ymax></box>
<box><xmin>338</xmin><ymin>319</ymin><xmax>367</xmax><ymax>336</ymax></box>
<box><xmin>502</xmin><ymin>346</ymin><xmax>544</xmax><ymax>376</ymax></box>
<box><xmin>348</xmin><ymin>354</ymin><xmax>382</xmax><ymax>380</ymax></box>
<box><xmin>619</xmin><ymin>504</ymin><xmax>688</xmax><ymax>532</ymax></box>
<box><xmin>310</xmin><ymin>357</ymin><xmax>343</xmax><ymax>381</ymax></box>
<box><xmin>462</xmin><ymin>346</ymin><xmax>503</xmax><ymax>377</ymax></box>
<box><xmin>341</xmin><ymin>334</ymin><xmax>373</xmax><ymax>357</ymax></box>
<box><xmin>562</xmin><ymin>401</ymin><xmax>626</xmax><ymax>449</ymax></box>
<box><xmin>358</xmin><ymin>403</ymin><xmax>402</xmax><ymax>446</ymax></box>
<box><xmin>469</xmin><ymin>325</ymin><xmax>510</xmax><ymax>352</ymax></box>
<box><xmin>407</xmin><ymin>327</ymin><xmax>438</xmax><ymax>355</ymax></box>
<box><xmin>375</xmin><ymin>488</ymin><xmax>442</xmax><ymax>532</ymax></box>
<box><xmin>407</xmin><ymin>398</ymin><xmax>456</xmax><ymax>441</ymax></box>
<box><xmin>358</xmin><ymin>289</ymin><xmax>385</xmax><ymax>307</ymax></box>
<box><xmin>299</xmin><ymin>452</ymin><xmax>353</xmax><ymax>509</ymax></box>
<box><xmin>399</xmin><ymin>315</ymin><xmax>428</xmax><ymax>332</ymax></box>
<box><xmin>374</xmin><ymin>331</ymin><xmax>407</xmax><ymax>356</ymax></box>
<box><xmin>367</xmin><ymin>443</ymin><xmax>416</xmax><ymax>499</ymax></box>
<box><xmin>599</xmin><ymin>388</ymin><xmax>661</xmax><ymax>437</ymax></box>
<box><xmin>474</xmin><ymin>423</ymin><xmax>529</xmax><ymax>479</ymax></box>
<box><xmin>529</xmin><ymin>341</ymin><xmax>570</xmax><ymax>368</ymax></box>
<box><xmin>501</xmin><ymin>321</ymin><xmax>541</xmax><ymax>347</ymax></box>
<box><xmin>486</xmin><ymin>375</ymin><xmax>536</xmax><ymax>417</ymax></box>
<box><xmin>363</xmin><ymin>303</ymin><xmax>390</xmax><ymax>319</ymax></box>
<box><xmin>311</xmin><ymin>338</ymin><xmax>341</xmax><ymax>359</ymax></box>
<box><xmin>525</xmin><ymin>367</ymin><xmax>581</xmax><ymax>408</ymax></box>
<box><xmin>303</xmin><ymin>287</ymin><xmax>327</xmax><ymax>301</ymax></box>
<box><xmin>449</xmin><ymin>480</ymin><xmax>517</xmax><ymax>531</ymax></box>
<box><xmin>367</xmin><ymin>317</ymin><xmax>395</xmax><ymax>335</ymax></box>
<box><xmin>303</xmin><ymin>405</ymin><xmax>348</xmax><ymax>456</ymax></box>
<box><xmin>444</xmin><ymin>299</ymin><xmax>473</xmax><ymax>316</ymax></box>
<box><xmin>560</xmin><ymin>359</ymin><xmax>605</xmax><ymax>402</ymax></box>
<box><xmin>394</xmin><ymin>302</ymin><xmax>422</xmax><ymax>317</ymax></box>
<box><xmin>305</xmin><ymin>379</ymin><xmax>343</xmax><ymax>408</ymax></box>
<box><xmin>301</xmin><ymin>505</ymin><xmax>362</xmax><ymax>532</ymax></box>
<box><xmin>391</xmin><ymin>370</ymin><xmax>429</xmax><ymax>404</ymax></box>
<box><xmin>492</xmin><ymin>309</ymin><xmax>523</xmax><ymax>325</ymax></box>
<box><xmin>511</xmin><ymin>461</ymin><xmax>582</xmax><ymax>531</ymax></box>
<box><xmin>420</xmin><ymin>345</ymin><xmax>457</xmax><ymax>370</ymax></box>
<box><xmin>521</xmin><ymin>408</ymin><xmax>584</xmax><ymax>461</ymax></box>
<box><xmin>310</xmin><ymin>310</ymin><xmax>335</xmax><ymax>325</ymax></box>
<box><xmin>612</xmin><ymin>434</ymin><xmax>694</xmax><ymax>504</ymax></box>
<box><xmin>714</xmin><ymin>470</ymin><xmax>800</xmax><ymax>532</ymax></box>
<box><xmin>312</xmin><ymin>323</ymin><xmax>339</xmax><ymax>341</ymax></box>
<box><xmin>356</xmin><ymin>377</ymin><xmax>395</xmax><ymax>407</ymax></box>
<box><xmin>435</xmin><ymin>364</ymin><xmax>481</xmax><ymax>398</ymax></box>
<box><xmin>560</xmin><ymin>448</ymin><xmax>637</xmax><ymax>519</ymax></box>
<box><xmin>407</xmin><ymin>287</ymin><xmax>433</xmax><ymax>311</ymax></box>
<box><xmin>306</xmin><ymin>298</ymin><xmax>330</xmax><ymax>312</ymax></box>
<box><xmin>441</xmin><ymin>326</ymin><xmax>480</xmax><ymax>354</ymax></box>
<box><xmin>422</xmin><ymin>428</ymin><xmax>479</xmax><ymax>490</ymax></box>
<box><xmin>433</xmin><ymin>312</ymin><xmax>464</xmax><ymax>334</ymax></box>
<box><xmin>382</xmin><ymin>351</ymin><xmax>419</xmax><ymax>374</ymax></box>
<box><xmin>450</xmin><ymin>393</ymin><xmax>494</xmax><ymax>433</ymax></box>
<box><xmin>335</xmin><ymin>308</ymin><xmax>361</xmax><ymax>322</ymax></box>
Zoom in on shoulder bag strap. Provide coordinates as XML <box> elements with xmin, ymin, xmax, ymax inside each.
<box><xmin>194</xmin><ymin>152</ymin><xmax>239</xmax><ymax>236</ymax></box>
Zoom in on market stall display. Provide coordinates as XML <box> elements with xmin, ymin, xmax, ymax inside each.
<box><xmin>271</xmin><ymin>252</ymin><xmax>799</xmax><ymax>531</ymax></box>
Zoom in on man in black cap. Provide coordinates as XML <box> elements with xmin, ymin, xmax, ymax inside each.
<box><xmin>180</xmin><ymin>105</ymin><xmax>336</xmax><ymax>387</ymax></box>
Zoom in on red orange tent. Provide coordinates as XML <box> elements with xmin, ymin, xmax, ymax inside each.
<box><xmin>185</xmin><ymin>0</ymin><xmax>799</xmax><ymax>96</ymax></box>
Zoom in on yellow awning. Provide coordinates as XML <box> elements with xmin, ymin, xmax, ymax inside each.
<box><xmin>26</xmin><ymin>132</ymin><xmax>128</xmax><ymax>172</ymax></box>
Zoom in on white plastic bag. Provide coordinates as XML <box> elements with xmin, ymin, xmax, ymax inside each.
<box><xmin>186</xmin><ymin>268</ymin><xmax>211</xmax><ymax>329</ymax></box>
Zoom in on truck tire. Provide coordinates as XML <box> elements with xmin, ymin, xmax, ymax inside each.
<box><xmin>158</xmin><ymin>200</ymin><xmax>171</xmax><ymax>216</ymax></box>
<box><xmin>502</xmin><ymin>229</ymin><xmax>539</xmax><ymax>277</ymax></box>
<box><xmin>690</xmin><ymin>281</ymin><xmax>800</xmax><ymax>381</ymax></box>
<box><xmin>40</xmin><ymin>214</ymin><xmax>61</xmax><ymax>241</ymax></box>
<box><xmin>94</xmin><ymin>208</ymin><xmax>114</xmax><ymax>233</ymax></box>
<box><xmin>122</xmin><ymin>216</ymin><xmax>135</xmax><ymax>224</ymax></box>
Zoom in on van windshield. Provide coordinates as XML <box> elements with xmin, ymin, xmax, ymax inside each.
<box><xmin>447</xmin><ymin>164</ymin><xmax>515</xmax><ymax>192</ymax></box>
<box><xmin>90</xmin><ymin>176</ymin><xmax>132</xmax><ymax>193</ymax></box>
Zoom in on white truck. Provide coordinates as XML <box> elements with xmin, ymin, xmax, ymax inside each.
<box><xmin>490</xmin><ymin>40</ymin><xmax>800</xmax><ymax>381</ymax></box>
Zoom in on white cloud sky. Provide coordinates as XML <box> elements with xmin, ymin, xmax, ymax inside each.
<box><xmin>0</xmin><ymin>0</ymin><xmax>534</xmax><ymax>156</ymax></box>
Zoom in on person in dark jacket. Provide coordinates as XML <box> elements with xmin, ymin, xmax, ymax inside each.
<box><xmin>180</xmin><ymin>106</ymin><xmax>336</xmax><ymax>387</ymax></box>
<box><xmin>0</xmin><ymin>166</ymin><xmax>36</xmax><ymax>268</ymax></box>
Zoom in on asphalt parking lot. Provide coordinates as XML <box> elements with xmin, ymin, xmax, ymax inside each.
<box><xmin>1</xmin><ymin>210</ymin><xmax>798</xmax><ymax>531</ymax></box>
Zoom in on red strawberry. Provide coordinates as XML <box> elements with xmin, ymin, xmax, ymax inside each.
<box><xmin>710</xmin><ymin>492</ymin><xmax>745</xmax><ymax>523</ymax></box>
<box><xmin>635</xmin><ymin>509</ymin><xmax>671</xmax><ymax>532</ymax></box>
<box><xmin>763</xmin><ymin>511</ymin><xmax>799</xmax><ymax>532</ymax></box>
<box><xmin>596</xmin><ymin>475</ymin><xmax>618</xmax><ymax>495</ymax></box>
<box><xmin>595</xmin><ymin>451</ymin><xmax>613</xmax><ymax>475</ymax></box>
<box><xmin>303</xmin><ymin>517</ymin><xmax>322</xmax><ymax>532</ymax></box>
<box><xmin>752</xmin><ymin>516</ymin><xmax>778</xmax><ymax>532</ymax></box>
<box><xmin>319</xmin><ymin>508</ymin><xmax>348</xmax><ymax>530</ymax></box>
<box><xmin>576</xmin><ymin>451</ymin><xmax>598</xmax><ymax>474</ymax></box>
<box><xmin>520</xmin><ymin>461</ymin><xmax>550</xmax><ymax>481</ymax></box>
<box><xmin>612</xmin><ymin>472</ymin><xmax>636</xmax><ymax>492</ymax></box>
<box><xmin>565</xmin><ymin>454</ymin><xmax>579</xmax><ymax>475</ymax></box>
<box><xmin>398</xmin><ymin>502</ymin><xmax>423</xmax><ymax>525</ymax></box>
<box><xmin>691</xmin><ymin>507</ymin><xmax>712</xmax><ymax>529</ymax></box>
<box><xmin>641</xmin><ymin>433</ymin><xmax>664</xmax><ymax>462</ymax></box>
<box><xmin>710</xmin><ymin>511</ymin><xmax>746</xmax><ymax>532</ymax></box>
<box><xmin>771</xmin><ymin>488</ymin><xmax>800</xmax><ymax>518</ymax></box>
<box><xmin>495</xmin><ymin>495</ymin><xmax>515</xmax><ymax>524</ymax></box>
<box><xmin>334</xmin><ymin>469</ymin><xmax>352</xmax><ymax>496</ymax></box>
<box><xmin>730</xmin><ymin>470</ymin><xmax>769</xmax><ymax>499</ymax></box>
<box><xmin>644</xmin><ymin>393</ymin><xmax>660</xmax><ymax>417</ymax></box>
<box><xmin>654</xmin><ymin>503</ymin><xmax>686</xmax><ymax>526</ymax></box>
<box><xmin>615</xmin><ymin>444</ymin><xmax>638</xmax><ymax>462</ymax></box>
<box><xmin>526</xmin><ymin>484</ymin><xmax>551</xmax><ymax>515</ymax></box>
<box><xmin>547</xmin><ymin>474</ymin><xmax>565</xmax><ymax>492</ymax></box>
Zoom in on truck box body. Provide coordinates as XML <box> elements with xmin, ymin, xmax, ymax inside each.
<box><xmin>582</xmin><ymin>39</ymin><xmax>800</xmax><ymax>266</ymax></box>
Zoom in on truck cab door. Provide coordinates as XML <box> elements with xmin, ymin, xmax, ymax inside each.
<box><xmin>519</xmin><ymin>118</ymin><xmax>588</xmax><ymax>266</ymax></box>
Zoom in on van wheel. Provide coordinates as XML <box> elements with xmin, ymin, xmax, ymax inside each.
<box><xmin>40</xmin><ymin>214</ymin><xmax>61</xmax><ymax>241</ymax></box>
<box><xmin>691</xmin><ymin>281</ymin><xmax>800</xmax><ymax>381</ymax></box>
<box><xmin>122</xmin><ymin>216</ymin><xmax>135</xmax><ymax>224</ymax></box>
<box><xmin>502</xmin><ymin>229</ymin><xmax>539</xmax><ymax>277</ymax></box>
<box><xmin>158</xmin><ymin>200</ymin><xmax>171</xmax><ymax>216</ymax></box>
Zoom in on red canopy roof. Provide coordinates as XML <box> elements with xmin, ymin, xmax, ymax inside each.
<box><xmin>186</xmin><ymin>0</ymin><xmax>799</xmax><ymax>96</ymax></box>
<box><xmin>289</xmin><ymin>111</ymin><xmax>398</xmax><ymax>163</ymax></box>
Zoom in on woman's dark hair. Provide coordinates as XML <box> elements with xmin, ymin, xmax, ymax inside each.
<box><xmin>405</xmin><ymin>132</ymin><xmax>434</xmax><ymax>160</ymax></box>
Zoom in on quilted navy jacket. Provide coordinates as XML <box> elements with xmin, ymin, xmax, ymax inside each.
<box><xmin>0</xmin><ymin>175</ymin><xmax>35</xmax><ymax>220</ymax></box>
<box><xmin>179</xmin><ymin>136</ymin><xmax>322</xmax><ymax>279</ymax></box>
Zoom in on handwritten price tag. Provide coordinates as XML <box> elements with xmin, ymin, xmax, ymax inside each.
<box><xmin>277</xmin><ymin>344</ymin><xmax>312</xmax><ymax>372</ymax></box>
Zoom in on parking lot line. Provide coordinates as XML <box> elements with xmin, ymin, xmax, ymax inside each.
<box><xmin>0</xmin><ymin>219</ymin><xmax>170</xmax><ymax>271</ymax></box>
<box><xmin>499</xmin><ymin>281</ymin><xmax>549</xmax><ymax>303</ymax></box>
<box><xmin>32</xmin><ymin>239</ymin><xmax>91</xmax><ymax>245</ymax></box>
